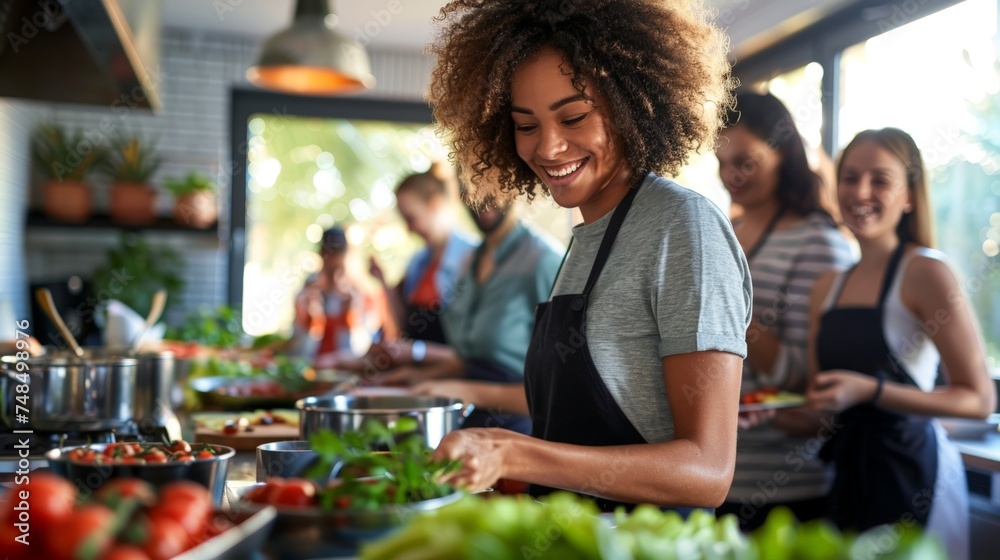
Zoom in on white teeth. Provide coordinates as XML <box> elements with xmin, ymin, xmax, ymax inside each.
<box><xmin>850</xmin><ymin>206</ymin><xmax>877</xmax><ymax>216</ymax></box>
<box><xmin>545</xmin><ymin>160</ymin><xmax>582</xmax><ymax>177</ymax></box>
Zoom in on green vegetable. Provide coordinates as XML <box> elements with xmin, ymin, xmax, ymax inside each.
<box><xmin>306</xmin><ymin>421</ymin><xmax>459</xmax><ymax>510</ymax></box>
<box><xmin>165</xmin><ymin>305</ymin><xmax>243</xmax><ymax>348</ymax></box>
<box><xmin>360</xmin><ymin>496</ymin><xmax>950</xmax><ymax>560</ymax></box>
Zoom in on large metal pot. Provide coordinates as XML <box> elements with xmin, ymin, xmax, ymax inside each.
<box><xmin>296</xmin><ymin>395</ymin><xmax>474</xmax><ymax>449</ymax></box>
<box><xmin>1</xmin><ymin>353</ymin><xmax>137</xmax><ymax>432</ymax></box>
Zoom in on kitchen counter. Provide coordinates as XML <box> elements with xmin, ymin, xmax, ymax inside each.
<box><xmin>955</xmin><ymin>432</ymin><xmax>1000</xmax><ymax>472</ymax></box>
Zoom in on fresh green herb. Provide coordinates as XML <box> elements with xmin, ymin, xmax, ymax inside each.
<box><xmin>306</xmin><ymin>421</ymin><xmax>459</xmax><ymax>511</ymax></box>
<box><xmin>165</xmin><ymin>305</ymin><xmax>243</xmax><ymax>348</ymax></box>
<box><xmin>164</xmin><ymin>171</ymin><xmax>217</xmax><ymax>197</ymax></box>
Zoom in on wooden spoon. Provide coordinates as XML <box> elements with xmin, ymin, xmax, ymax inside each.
<box><xmin>132</xmin><ymin>289</ymin><xmax>167</xmax><ymax>351</ymax></box>
<box><xmin>35</xmin><ymin>288</ymin><xmax>84</xmax><ymax>357</ymax></box>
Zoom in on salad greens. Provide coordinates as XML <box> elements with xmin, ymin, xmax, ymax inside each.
<box><xmin>360</xmin><ymin>493</ymin><xmax>948</xmax><ymax>560</ymax></box>
<box><xmin>166</xmin><ymin>305</ymin><xmax>243</xmax><ymax>348</ymax></box>
<box><xmin>306</xmin><ymin>420</ymin><xmax>459</xmax><ymax>510</ymax></box>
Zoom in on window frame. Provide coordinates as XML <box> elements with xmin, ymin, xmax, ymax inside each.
<box><xmin>227</xmin><ymin>89</ymin><xmax>433</xmax><ymax>307</ymax></box>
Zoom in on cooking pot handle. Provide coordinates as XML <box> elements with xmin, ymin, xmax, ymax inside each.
<box><xmin>460</xmin><ymin>402</ymin><xmax>475</xmax><ymax>419</ymax></box>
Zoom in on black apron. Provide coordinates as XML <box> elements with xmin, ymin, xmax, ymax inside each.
<box><xmin>401</xmin><ymin>301</ymin><xmax>448</xmax><ymax>345</ymax></box>
<box><xmin>460</xmin><ymin>357</ymin><xmax>532</xmax><ymax>435</ymax></box>
<box><xmin>816</xmin><ymin>242</ymin><xmax>938</xmax><ymax>531</ymax></box>
<box><xmin>523</xmin><ymin>185</ymin><xmax>648</xmax><ymax>512</ymax></box>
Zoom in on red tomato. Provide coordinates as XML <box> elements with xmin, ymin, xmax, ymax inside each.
<box><xmin>140</xmin><ymin>516</ymin><xmax>189</xmax><ymax>560</ymax></box>
<box><xmin>104</xmin><ymin>544</ymin><xmax>153</xmax><ymax>560</ymax></box>
<box><xmin>273</xmin><ymin>479</ymin><xmax>316</xmax><ymax>507</ymax></box>
<box><xmin>46</xmin><ymin>504</ymin><xmax>115</xmax><ymax>560</ymax></box>
<box><xmin>95</xmin><ymin>478</ymin><xmax>156</xmax><ymax>506</ymax></box>
<box><xmin>159</xmin><ymin>481</ymin><xmax>212</xmax><ymax>510</ymax></box>
<box><xmin>244</xmin><ymin>484</ymin><xmax>270</xmax><ymax>504</ymax></box>
<box><xmin>260</xmin><ymin>478</ymin><xmax>287</xmax><ymax>504</ymax></box>
<box><xmin>0</xmin><ymin>519</ymin><xmax>38</xmax><ymax>560</ymax></box>
<box><xmin>167</xmin><ymin>440</ymin><xmax>191</xmax><ymax>454</ymax></box>
<box><xmin>4</xmin><ymin>473</ymin><xmax>76</xmax><ymax>532</ymax></box>
<box><xmin>196</xmin><ymin>449</ymin><xmax>217</xmax><ymax>459</ymax></box>
<box><xmin>334</xmin><ymin>495</ymin><xmax>352</xmax><ymax>509</ymax></box>
<box><xmin>172</xmin><ymin>453</ymin><xmax>194</xmax><ymax>462</ymax></box>
<box><xmin>141</xmin><ymin>449</ymin><xmax>169</xmax><ymax>464</ymax></box>
<box><xmin>150</xmin><ymin>500</ymin><xmax>208</xmax><ymax>539</ymax></box>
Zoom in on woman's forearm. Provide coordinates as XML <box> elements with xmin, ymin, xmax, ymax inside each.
<box><xmin>468</xmin><ymin>383</ymin><xmax>530</xmax><ymax>415</ymax></box>
<box><xmin>879</xmin><ymin>382</ymin><xmax>994</xmax><ymax>419</ymax></box>
<box><xmin>499</xmin><ymin>433</ymin><xmax>734</xmax><ymax>507</ymax></box>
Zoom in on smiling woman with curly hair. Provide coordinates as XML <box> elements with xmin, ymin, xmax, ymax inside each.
<box><xmin>421</xmin><ymin>0</ymin><xmax>753</xmax><ymax>511</ymax></box>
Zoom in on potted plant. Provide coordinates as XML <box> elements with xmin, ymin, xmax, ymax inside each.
<box><xmin>102</xmin><ymin>132</ymin><xmax>162</xmax><ymax>226</ymax></box>
<box><xmin>91</xmin><ymin>233</ymin><xmax>185</xmax><ymax>318</ymax></box>
<box><xmin>31</xmin><ymin>124</ymin><xmax>104</xmax><ymax>223</ymax></box>
<box><xmin>165</xmin><ymin>171</ymin><xmax>218</xmax><ymax>229</ymax></box>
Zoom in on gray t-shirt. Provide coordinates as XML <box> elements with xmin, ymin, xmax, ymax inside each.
<box><xmin>550</xmin><ymin>173</ymin><xmax>752</xmax><ymax>443</ymax></box>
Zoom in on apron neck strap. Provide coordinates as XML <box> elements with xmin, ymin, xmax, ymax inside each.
<box><xmin>582</xmin><ymin>184</ymin><xmax>642</xmax><ymax>296</ymax></box>
<box><xmin>877</xmin><ymin>242</ymin><xmax>908</xmax><ymax>307</ymax></box>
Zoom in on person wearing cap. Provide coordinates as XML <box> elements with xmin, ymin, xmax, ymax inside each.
<box><xmin>291</xmin><ymin>227</ymin><xmax>388</xmax><ymax>367</ymax></box>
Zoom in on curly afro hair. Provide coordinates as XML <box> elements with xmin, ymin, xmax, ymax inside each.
<box><xmin>428</xmin><ymin>0</ymin><xmax>734</xmax><ymax>204</ymax></box>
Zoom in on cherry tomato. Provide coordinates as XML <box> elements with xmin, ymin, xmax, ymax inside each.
<box><xmin>172</xmin><ymin>453</ymin><xmax>194</xmax><ymax>462</ymax></box>
<box><xmin>196</xmin><ymin>449</ymin><xmax>217</xmax><ymax>460</ymax></box>
<box><xmin>273</xmin><ymin>479</ymin><xmax>316</xmax><ymax>507</ymax></box>
<box><xmin>46</xmin><ymin>504</ymin><xmax>115</xmax><ymax>560</ymax></box>
<box><xmin>140</xmin><ymin>516</ymin><xmax>189</xmax><ymax>560</ymax></box>
<box><xmin>244</xmin><ymin>484</ymin><xmax>270</xmax><ymax>504</ymax></box>
<box><xmin>142</xmin><ymin>449</ymin><xmax>169</xmax><ymax>464</ymax></box>
<box><xmin>150</xmin><ymin>500</ymin><xmax>208</xmax><ymax>540</ymax></box>
<box><xmin>3</xmin><ymin>473</ymin><xmax>76</xmax><ymax>532</ymax></box>
<box><xmin>260</xmin><ymin>478</ymin><xmax>287</xmax><ymax>504</ymax></box>
<box><xmin>167</xmin><ymin>440</ymin><xmax>191</xmax><ymax>454</ymax></box>
<box><xmin>104</xmin><ymin>545</ymin><xmax>153</xmax><ymax>560</ymax></box>
<box><xmin>95</xmin><ymin>478</ymin><xmax>156</xmax><ymax>507</ymax></box>
<box><xmin>157</xmin><ymin>481</ymin><xmax>212</xmax><ymax>529</ymax></box>
<box><xmin>334</xmin><ymin>495</ymin><xmax>352</xmax><ymax>509</ymax></box>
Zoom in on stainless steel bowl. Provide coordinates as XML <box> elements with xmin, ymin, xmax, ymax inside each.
<box><xmin>296</xmin><ymin>395</ymin><xmax>474</xmax><ymax>449</ymax></box>
<box><xmin>256</xmin><ymin>441</ymin><xmax>318</xmax><ymax>482</ymax></box>
<box><xmin>46</xmin><ymin>442</ymin><xmax>236</xmax><ymax>505</ymax></box>
<box><xmin>1</xmin><ymin>353</ymin><xmax>137</xmax><ymax>431</ymax></box>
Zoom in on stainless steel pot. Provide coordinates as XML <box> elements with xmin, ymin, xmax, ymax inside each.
<box><xmin>1</xmin><ymin>353</ymin><xmax>137</xmax><ymax>431</ymax></box>
<box><xmin>296</xmin><ymin>395</ymin><xmax>474</xmax><ymax>449</ymax></box>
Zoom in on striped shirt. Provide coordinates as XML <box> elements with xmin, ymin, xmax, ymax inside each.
<box><xmin>727</xmin><ymin>212</ymin><xmax>855</xmax><ymax>503</ymax></box>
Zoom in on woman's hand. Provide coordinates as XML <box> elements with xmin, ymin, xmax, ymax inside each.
<box><xmin>433</xmin><ymin>428</ymin><xmax>513</xmax><ymax>492</ymax></box>
<box><xmin>411</xmin><ymin>380</ymin><xmax>481</xmax><ymax>403</ymax></box>
<box><xmin>807</xmin><ymin>370</ymin><xmax>878</xmax><ymax>413</ymax></box>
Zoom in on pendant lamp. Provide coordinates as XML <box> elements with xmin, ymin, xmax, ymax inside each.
<box><xmin>246</xmin><ymin>0</ymin><xmax>375</xmax><ymax>95</ymax></box>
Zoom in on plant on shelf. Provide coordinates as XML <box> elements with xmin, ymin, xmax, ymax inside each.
<box><xmin>91</xmin><ymin>233</ymin><xmax>185</xmax><ymax>318</ymax></box>
<box><xmin>30</xmin><ymin>124</ymin><xmax>105</xmax><ymax>223</ymax></box>
<box><xmin>165</xmin><ymin>171</ymin><xmax>218</xmax><ymax>229</ymax></box>
<box><xmin>101</xmin><ymin>132</ymin><xmax>163</xmax><ymax>226</ymax></box>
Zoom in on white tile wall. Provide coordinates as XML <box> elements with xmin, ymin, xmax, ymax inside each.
<box><xmin>18</xmin><ymin>27</ymin><xmax>433</xmax><ymax>322</ymax></box>
<box><xmin>0</xmin><ymin>99</ymin><xmax>35</xmax><ymax>324</ymax></box>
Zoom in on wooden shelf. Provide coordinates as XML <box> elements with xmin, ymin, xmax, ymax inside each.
<box><xmin>25</xmin><ymin>210</ymin><xmax>221</xmax><ymax>236</ymax></box>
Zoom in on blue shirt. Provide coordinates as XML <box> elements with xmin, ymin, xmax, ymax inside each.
<box><xmin>441</xmin><ymin>222</ymin><xmax>565</xmax><ymax>376</ymax></box>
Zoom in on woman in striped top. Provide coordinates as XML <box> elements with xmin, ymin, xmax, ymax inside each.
<box><xmin>714</xmin><ymin>92</ymin><xmax>854</xmax><ymax>529</ymax></box>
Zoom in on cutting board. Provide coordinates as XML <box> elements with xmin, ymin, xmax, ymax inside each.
<box><xmin>193</xmin><ymin>410</ymin><xmax>302</xmax><ymax>451</ymax></box>
<box><xmin>195</xmin><ymin>423</ymin><xmax>302</xmax><ymax>451</ymax></box>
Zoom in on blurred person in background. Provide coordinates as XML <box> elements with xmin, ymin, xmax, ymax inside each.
<box><xmin>372</xmin><ymin>190</ymin><xmax>564</xmax><ymax>435</ymax></box>
<box><xmin>714</xmin><ymin>92</ymin><xmax>854</xmax><ymax>529</ymax></box>
<box><xmin>807</xmin><ymin>128</ymin><xmax>996</xmax><ymax>558</ymax></box>
<box><xmin>291</xmin><ymin>227</ymin><xmax>389</xmax><ymax>368</ymax></box>
<box><xmin>369</xmin><ymin>166</ymin><xmax>478</xmax><ymax>345</ymax></box>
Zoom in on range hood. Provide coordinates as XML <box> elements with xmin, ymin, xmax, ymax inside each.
<box><xmin>0</xmin><ymin>0</ymin><xmax>161</xmax><ymax>111</ymax></box>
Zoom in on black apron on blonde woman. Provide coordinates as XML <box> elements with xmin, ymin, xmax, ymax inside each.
<box><xmin>815</xmin><ymin>242</ymin><xmax>938</xmax><ymax>530</ymax></box>
<box><xmin>522</xmin><ymin>186</ymin><xmax>650</xmax><ymax>513</ymax></box>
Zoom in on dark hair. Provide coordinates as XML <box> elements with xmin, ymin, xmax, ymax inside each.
<box><xmin>837</xmin><ymin>128</ymin><xmax>935</xmax><ymax>248</ymax></box>
<box><xmin>319</xmin><ymin>227</ymin><xmax>347</xmax><ymax>256</ymax></box>
<box><xmin>396</xmin><ymin>171</ymin><xmax>448</xmax><ymax>201</ymax></box>
<box><xmin>428</xmin><ymin>0</ymin><xmax>733</xmax><ymax>204</ymax></box>
<box><xmin>726</xmin><ymin>92</ymin><xmax>828</xmax><ymax>218</ymax></box>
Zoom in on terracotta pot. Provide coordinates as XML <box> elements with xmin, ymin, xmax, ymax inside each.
<box><xmin>109</xmin><ymin>182</ymin><xmax>157</xmax><ymax>226</ymax></box>
<box><xmin>173</xmin><ymin>190</ymin><xmax>217</xmax><ymax>229</ymax></box>
<box><xmin>43</xmin><ymin>180</ymin><xmax>92</xmax><ymax>223</ymax></box>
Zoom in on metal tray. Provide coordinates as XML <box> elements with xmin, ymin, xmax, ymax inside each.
<box><xmin>175</xmin><ymin>506</ymin><xmax>277</xmax><ymax>560</ymax></box>
<box><xmin>226</xmin><ymin>482</ymin><xmax>462</xmax><ymax>560</ymax></box>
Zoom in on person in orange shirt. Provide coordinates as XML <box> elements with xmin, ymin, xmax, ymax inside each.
<box><xmin>292</xmin><ymin>227</ymin><xmax>388</xmax><ymax>368</ymax></box>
